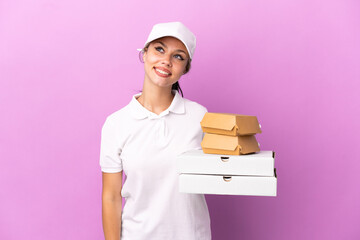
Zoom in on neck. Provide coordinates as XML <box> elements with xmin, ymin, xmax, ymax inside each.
<box><xmin>136</xmin><ymin>81</ymin><xmax>175</xmax><ymax>115</ymax></box>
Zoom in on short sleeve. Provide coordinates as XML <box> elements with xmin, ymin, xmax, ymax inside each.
<box><xmin>192</xmin><ymin>104</ymin><xmax>208</xmax><ymax>151</ymax></box>
<box><xmin>99</xmin><ymin>117</ymin><xmax>123</xmax><ymax>173</ymax></box>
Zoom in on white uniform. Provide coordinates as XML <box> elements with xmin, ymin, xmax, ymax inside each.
<box><xmin>100</xmin><ymin>90</ymin><xmax>211</xmax><ymax>240</ymax></box>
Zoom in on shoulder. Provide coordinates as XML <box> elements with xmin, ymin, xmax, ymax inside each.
<box><xmin>182</xmin><ymin>97</ymin><xmax>208</xmax><ymax>117</ymax></box>
<box><xmin>102</xmin><ymin>102</ymin><xmax>133</xmax><ymax>128</ymax></box>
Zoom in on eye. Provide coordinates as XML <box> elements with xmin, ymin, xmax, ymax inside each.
<box><xmin>174</xmin><ymin>54</ymin><xmax>185</xmax><ymax>61</ymax></box>
<box><xmin>155</xmin><ymin>46</ymin><xmax>164</xmax><ymax>53</ymax></box>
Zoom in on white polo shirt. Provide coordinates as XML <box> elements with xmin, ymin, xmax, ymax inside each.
<box><xmin>99</xmin><ymin>90</ymin><xmax>211</xmax><ymax>240</ymax></box>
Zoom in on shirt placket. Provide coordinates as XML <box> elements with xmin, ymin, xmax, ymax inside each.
<box><xmin>149</xmin><ymin>116</ymin><xmax>169</xmax><ymax>147</ymax></box>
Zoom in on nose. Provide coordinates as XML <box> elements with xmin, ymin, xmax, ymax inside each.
<box><xmin>161</xmin><ymin>54</ymin><xmax>172</xmax><ymax>67</ymax></box>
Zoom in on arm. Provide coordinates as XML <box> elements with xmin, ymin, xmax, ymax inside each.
<box><xmin>102</xmin><ymin>171</ymin><xmax>123</xmax><ymax>240</ymax></box>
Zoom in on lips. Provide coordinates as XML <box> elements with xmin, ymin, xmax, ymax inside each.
<box><xmin>154</xmin><ymin>66</ymin><xmax>172</xmax><ymax>77</ymax></box>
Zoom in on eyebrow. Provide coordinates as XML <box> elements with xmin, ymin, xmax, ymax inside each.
<box><xmin>154</xmin><ymin>41</ymin><xmax>187</xmax><ymax>55</ymax></box>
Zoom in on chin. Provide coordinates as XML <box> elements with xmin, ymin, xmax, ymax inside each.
<box><xmin>155</xmin><ymin>82</ymin><xmax>173</xmax><ymax>88</ymax></box>
<box><xmin>152</xmin><ymin>78</ymin><xmax>176</xmax><ymax>88</ymax></box>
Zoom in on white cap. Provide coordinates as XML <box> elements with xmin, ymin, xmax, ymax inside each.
<box><xmin>137</xmin><ymin>22</ymin><xmax>196</xmax><ymax>59</ymax></box>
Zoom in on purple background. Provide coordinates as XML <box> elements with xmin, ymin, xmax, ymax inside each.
<box><xmin>1</xmin><ymin>0</ymin><xmax>359</xmax><ymax>239</ymax></box>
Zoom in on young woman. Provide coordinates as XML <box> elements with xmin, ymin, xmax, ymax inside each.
<box><xmin>100</xmin><ymin>22</ymin><xmax>211</xmax><ymax>240</ymax></box>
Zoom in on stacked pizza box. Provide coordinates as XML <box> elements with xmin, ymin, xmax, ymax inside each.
<box><xmin>176</xmin><ymin>113</ymin><xmax>277</xmax><ymax>196</ymax></box>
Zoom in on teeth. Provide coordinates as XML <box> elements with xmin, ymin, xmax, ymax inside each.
<box><xmin>155</xmin><ymin>68</ymin><xmax>170</xmax><ymax>75</ymax></box>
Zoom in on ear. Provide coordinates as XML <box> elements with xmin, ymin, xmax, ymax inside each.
<box><xmin>142</xmin><ymin>51</ymin><xmax>146</xmax><ymax>62</ymax></box>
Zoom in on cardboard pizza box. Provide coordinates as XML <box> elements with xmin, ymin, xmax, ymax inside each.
<box><xmin>179</xmin><ymin>169</ymin><xmax>277</xmax><ymax>196</ymax></box>
<box><xmin>176</xmin><ymin>149</ymin><xmax>275</xmax><ymax>176</ymax></box>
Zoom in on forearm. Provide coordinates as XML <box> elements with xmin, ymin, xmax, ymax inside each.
<box><xmin>102</xmin><ymin>197</ymin><xmax>122</xmax><ymax>240</ymax></box>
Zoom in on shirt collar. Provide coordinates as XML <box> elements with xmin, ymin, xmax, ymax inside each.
<box><xmin>129</xmin><ymin>90</ymin><xmax>185</xmax><ymax>120</ymax></box>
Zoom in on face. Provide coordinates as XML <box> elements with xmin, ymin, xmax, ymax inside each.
<box><xmin>143</xmin><ymin>36</ymin><xmax>189</xmax><ymax>89</ymax></box>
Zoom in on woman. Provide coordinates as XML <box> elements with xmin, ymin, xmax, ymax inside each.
<box><xmin>100</xmin><ymin>22</ymin><xmax>211</xmax><ymax>240</ymax></box>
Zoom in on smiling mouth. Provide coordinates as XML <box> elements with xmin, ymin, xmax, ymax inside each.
<box><xmin>154</xmin><ymin>67</ymin><xmax>172</xmax><ymax>77</ymax></box>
